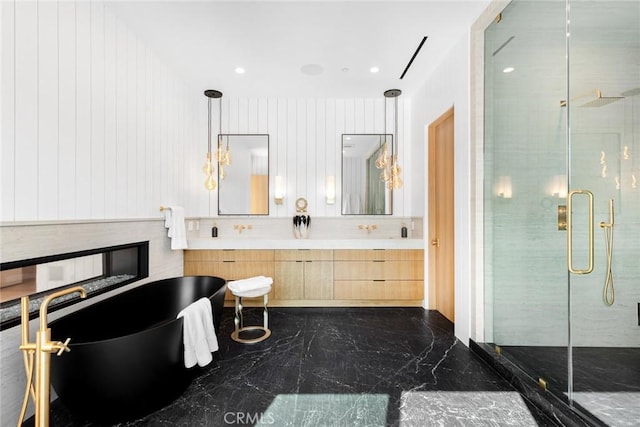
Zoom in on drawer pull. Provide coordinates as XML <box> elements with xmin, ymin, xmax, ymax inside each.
<box><xmin>373</xmin><ymin>260</ymin><xmax>385</xmax><ymax>263</ymax></box>
<box><xmin>223</xmin><ymin>260</ymin><xmax>236</xmax><ymax>263</ymax></box>
<box><xmin>373</xmin><ymin>279</ymin><xmax>385</xmax><ymax>282</ymax></box>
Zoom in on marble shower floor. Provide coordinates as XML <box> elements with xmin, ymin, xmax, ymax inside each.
<box><xmin>500</xmin><ymin>346</ymin><xmax>640</xmax><ymax>427</ymax></box>
<box><xmin>47</xmin><ymin>308</ymin><xmax>559</xmax><ymax>426</ymax></box>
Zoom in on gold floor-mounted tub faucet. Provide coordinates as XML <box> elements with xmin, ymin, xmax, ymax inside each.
<box><xmin>18</xmin><ymin>286</ymin><xmax>87</xmax><ymax>427</ymax></box>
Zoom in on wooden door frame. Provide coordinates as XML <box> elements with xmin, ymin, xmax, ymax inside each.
<box><xmin>427</xmin><ymin>106</ymin><xmax>455</xmax><ymax>311</ymax></box>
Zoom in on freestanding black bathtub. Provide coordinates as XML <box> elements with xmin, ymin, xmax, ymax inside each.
<box><xmin>49</xmin><ymin>276</ymin><xmax>227</xmax><ymax>423</ymax></box>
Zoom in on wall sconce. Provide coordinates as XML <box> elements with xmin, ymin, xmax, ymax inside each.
<box><xmin>326</xmin><ymin>175</ymin><xmax>336</xmax><ymax>204</ymax></box>
<box><xmin>495</xmin><ymin>175</ymin><xmax>513</xmax><ymax>199</ymax></box>
<box><xmin>548</xmin><ymin>174</ymin><xmax>567</xmax><ymax>198</ymax></box>
<box><xmin>274</xmin><ymin>175</ymin><xmax>284</xmax><ymax>205</ymax></box>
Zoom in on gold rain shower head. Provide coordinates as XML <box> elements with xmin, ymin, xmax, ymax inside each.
<box><xmin>579</xmin><ymin>90</ymin><xmax>625</xmax><ymax>107</ymax></box>
<box><xmin>560</xmin><ymin>89</ymin><xmax>625</xmax><ymax>108</ymax></box>
<box><xmin>621</xmin><ymin>87</ymin><xmax>640</xmax><ymax>97</ymax></box>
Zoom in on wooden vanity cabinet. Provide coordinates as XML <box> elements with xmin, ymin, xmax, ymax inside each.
<box><xmin>184</xmin><ymin>248</ymin><xmax>423</xmax><ymax>306</ymax></box>
<box><xmin>333</xmin><ymin>249</ymin><xmax>424</xmax><ymax>302</ymax></box>
<box><xmin>274</xmin><ymin>250</ymin><xmax>333</xmax><ymax>301</ymax></box>
<box><xmin>184</xmin><ymin>250</ymin><xmax>274</xmax><ymax>301</ymax></box>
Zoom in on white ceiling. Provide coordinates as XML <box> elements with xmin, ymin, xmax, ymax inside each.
<box><xmin>110</xmin><ymin>0</ymin><xmax>491</xmax><ymax>98</ymax></box>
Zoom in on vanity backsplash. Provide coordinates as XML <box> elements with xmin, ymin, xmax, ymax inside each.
<box><xmin>186</xmin><ymin>217</ymin><xmax>423</xmax><ymax>241</ymax></box>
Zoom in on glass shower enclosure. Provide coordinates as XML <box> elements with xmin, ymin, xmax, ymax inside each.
<box><xmin>483</xmin><ymin>0</ymin><xmax>639</xmax><ymax>425</ymax></box>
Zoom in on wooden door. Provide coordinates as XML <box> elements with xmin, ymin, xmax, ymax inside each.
<box><xmin>428</xmin><ymin>107</ymin><xmax>455</xmax><ymax>322</ymax></box>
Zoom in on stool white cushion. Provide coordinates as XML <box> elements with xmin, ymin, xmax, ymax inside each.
<box><xmin>230</xmin><ymin>284</ymin><xmax>271</xmax><ymax>298</ymax></box>
<box><xmin>228</xmin><ymin>276</ymin><xmax>273</xmax><ymax>298</ymax></box>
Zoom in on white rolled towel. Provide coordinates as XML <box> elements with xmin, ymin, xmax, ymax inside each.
<box><xmin>228</xmin><ymin>276</ymin><xmax>273</xmax><ymax>297</ymax></box>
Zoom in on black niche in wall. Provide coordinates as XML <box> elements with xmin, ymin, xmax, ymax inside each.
<box><xmin>0</xmin><ymin>241</ymin><xmax>149</xmax><ymax>330</ymax></box>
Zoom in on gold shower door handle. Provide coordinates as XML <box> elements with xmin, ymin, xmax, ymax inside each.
<box><xmin>567</xmin><ymin>189</ymin><xmax>594</xmax><ymax>274</ymax></box>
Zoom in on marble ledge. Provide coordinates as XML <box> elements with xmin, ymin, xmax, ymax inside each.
<box><xmin>186</xmin><ymin>238</ymin><xmax>424</xmax><ymax>250</ymax></box>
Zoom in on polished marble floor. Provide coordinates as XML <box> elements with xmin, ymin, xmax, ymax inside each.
<box><xmin>47</xmin><ymin>308</ymin><xmax>559</xmax><ymax>426</ymax></box>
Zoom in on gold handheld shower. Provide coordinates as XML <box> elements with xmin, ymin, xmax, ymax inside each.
<box><xmin>599</xmin><ymin>199</ymin><xmax>615</xmax><ymax>306</ymax></box>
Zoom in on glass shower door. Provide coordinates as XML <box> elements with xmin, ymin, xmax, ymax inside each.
<box><xmin>567</xmin><ymin>1</ymin><xmax>640</xmax><ymax>424</ymax></box>
<box><xmin>483</xmin><ymin>0</ymin><xmax>571</xmax><ymax>399</ymax></box>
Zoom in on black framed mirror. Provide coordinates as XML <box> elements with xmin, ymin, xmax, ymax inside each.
<box><xmin>341</xmin><ymin>134</ymin><xmax>393</xmax><ymax>215</ymax></box>
<box><xmin>217</xmin><ymin>134</ymin><xmax>270</xmax><ymax>215</ymax></box>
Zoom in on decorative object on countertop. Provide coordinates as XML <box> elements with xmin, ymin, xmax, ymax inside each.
<box><xmin>228</xmin><ymin>276</ymin><xmax>273</xmax><ymax>344</ymax></box>
<box><xmin>162</xmin><ymin>206</ymin><xmax>188</xmax><ymax>250</ymax></box>
<box><xmin>203</xmin><ymin>89</ymin><xmax>223</xmax><ymax>190</ymax></box>
<box><xmin>293</xmin><ymin>197</ymin><xmax>311</xmax><ymax>239</ymax></box>
<box><xmin>401</xmin><ymin>223</ymin><xmax>408</xmax><ymax>238</ymax></box>
<box><xmin>211</xmin><ymin>226</ymin><xmax>218</xmax><ymax>238</ymax></box>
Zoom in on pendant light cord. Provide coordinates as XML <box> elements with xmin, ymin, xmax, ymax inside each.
<box><xmin>207</xmin><ymin>97</ymin><xmax>212</xmax><ymax>154</ymax></box>
<box><xmin>394</xmin><ymin>95</ymin><xmax>398</xmax><ymax>157</ymax></box>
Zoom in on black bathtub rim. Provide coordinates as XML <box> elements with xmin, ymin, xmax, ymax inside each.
<box><xmin>49</xmin><ymin>275</ymin><xmax>227</xmax><ymax>347</ymax></box>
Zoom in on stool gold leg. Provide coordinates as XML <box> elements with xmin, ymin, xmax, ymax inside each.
<box><xmin>263</xmin><ymin>294</ymin><xmax>269</xmax><ymax>329</ymax></box>
<box><xmin>230</xmin><ymin>290</ymin><xmax>271</xmax><ymax>344</ymax></box>
<box><xmin>234</xmin><ymin>296</ymin><xmax>241</xmax><ymax>333</ymax></box>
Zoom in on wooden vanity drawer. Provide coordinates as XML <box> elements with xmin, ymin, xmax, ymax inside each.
<box><xmin>333</xmin><ymin>249</ymin><xmax>423</xmax><ymax>262</ymax></box>
<box><xmin>334</xmin><ymin>280</ymin><xmax>424</xmax><ymax>300</ymax></box>
<box><xmin>184</xmin><ymin>249</ymin><xmax>274</xmax><ymax>262</ymax></box>
<box><xmin>274</xmin><ymin>249</ymin><xmax>333</xmax><ymax>261</ymax></box>
<box><xmin>334</xmin><ymin>260</ymin><xmax>423</xmax><ymax>281</ymax></box>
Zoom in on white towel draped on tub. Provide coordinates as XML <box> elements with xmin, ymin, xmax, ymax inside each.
<box><xmin>177</xmin><ymin>297</ymin><xmax>219</xmax><ymax>368</ymax></box>
<box><xmin>164</xmin><ymin>206</ymin><xmax>188</xmax><ymax>250</ymax></box>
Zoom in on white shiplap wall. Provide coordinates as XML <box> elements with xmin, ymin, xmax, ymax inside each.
<box><xmin>1</xmin><ymin>0</ymin><xmax>201</xmax><ymax>222</ymax></box>
<box><xmin>1</xmin><ymin>1</ymin><xmax>412</xmax><ymax>223</ymax></box>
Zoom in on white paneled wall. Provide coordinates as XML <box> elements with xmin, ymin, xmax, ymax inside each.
<box><xmin>1</xmin><ymin>0</ymin><xmax>201</xmax><ymax>222</ymax></box>
<box><xmin>1</xmin><ymin>1</ymin><xmax>412</xmax><ymax>223</ymax></box>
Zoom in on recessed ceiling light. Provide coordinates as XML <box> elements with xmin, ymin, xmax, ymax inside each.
<box><xmin>341</xmin><ymin>67</ymin><xmax>350</xmax><ymax>73</ymax></box>
<box><xmin>503</xmin><ymin>67</ymin><xmax>515</xmax><ymax>73</ymax></box>
<box><xmin>235</xmin><ymin>67</ymin><xmax>245</xmax><ymax>74</ymax></box>
<box><xmin>300</xmin><ymin>64</ymin><xmax>324</xmax><ymax>76</ymax></box>
<box><xmin>370</xmin><ymin>66</ymin><xmax>380</xmax><ymax>73</ymax></box>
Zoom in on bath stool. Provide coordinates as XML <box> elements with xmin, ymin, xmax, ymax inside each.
<box><xmin>228</xmin><ymin>277</ymin><xmax>272</xmax><ymax>344</ymax></box>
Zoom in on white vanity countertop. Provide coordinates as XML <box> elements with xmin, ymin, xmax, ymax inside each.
<box><xmin>186</xmin><ymin>238</ymin><xmax>424</xmax><ymax>250</ymax></box>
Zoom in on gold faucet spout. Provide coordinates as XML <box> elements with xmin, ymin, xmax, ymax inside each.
<box><xmin>38</xmin><ymin>286</ymin><xmax>86</xmax><ymax>335</ymax></box>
